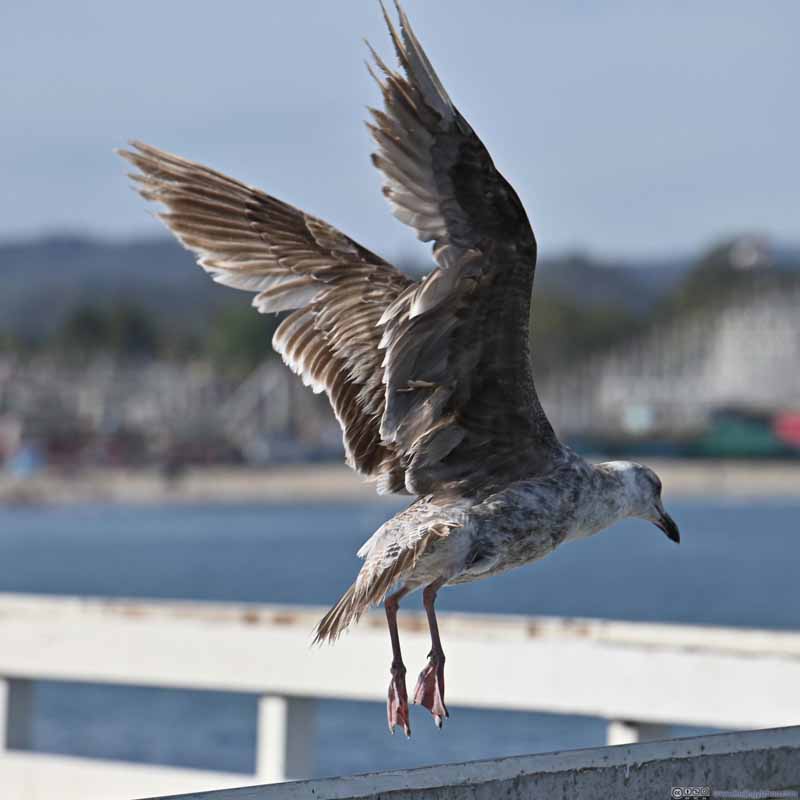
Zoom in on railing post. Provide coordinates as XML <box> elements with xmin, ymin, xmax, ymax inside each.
<box><xmin>256</xmin><ymin>695</ymin><xmax>316</xmax><ymax>782</ymax></box>
<box><xmin>607</xmin><ymin>719</ymin><xmax>670</xmax><ymax>746</ymax></box>
<box><xmin>0</xmin><ymin>678</ymin><xmax>34</xmax><ymax>751</ymax></box>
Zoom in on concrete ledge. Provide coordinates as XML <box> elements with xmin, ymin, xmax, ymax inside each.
<box><xmin>144</xmin><ymin>725</ymin><xmax>800</xmax><ymax>800</ymax></box>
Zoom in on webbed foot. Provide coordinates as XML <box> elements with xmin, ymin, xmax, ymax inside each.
<box><xmin>413</xmin><ymin>651</ymin><xmax>448</xmax><ymax>728</ymax></box>
<box><xmin>387</xmin><ymin>662</ymin><xmax>411</xmax><ymax>737</ymax></box>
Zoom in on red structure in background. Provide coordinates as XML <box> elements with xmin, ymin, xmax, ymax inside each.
<box><xmin>775</xmin><ymin>412</ymin><xmax>800</xmax><ymax>448</ymax></box>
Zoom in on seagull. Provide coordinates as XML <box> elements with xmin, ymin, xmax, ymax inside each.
<box><xmin>119</xmin><ymin>1</ymin><xmax>680</xmax><ymax>737</ymax></box>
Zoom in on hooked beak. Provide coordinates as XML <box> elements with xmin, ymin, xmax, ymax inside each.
<box><xmin>654</xmin><ymin>511</ymin><xmax>680</xmax><ymax>544</ymax></box>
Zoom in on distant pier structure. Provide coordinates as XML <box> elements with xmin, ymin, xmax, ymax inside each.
<box><xmin>1</xmin><ymin>272</ymin><xmax>798</xmax><ymax>465</ymax></box>
<box><xmin>540</xmin><ymin>284</ymin><xmax>800</xmax><ymax>440</ymax></box>
<box><xmin>0</xmin><ymin>357</ymin><xmax>338</xmax><ymax>467</ymax></box>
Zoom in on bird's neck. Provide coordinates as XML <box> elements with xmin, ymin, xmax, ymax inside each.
<box><xmin>566</xmin><ymin>463</ymin><xmax>633</xmax><ymax>541</ymax></box>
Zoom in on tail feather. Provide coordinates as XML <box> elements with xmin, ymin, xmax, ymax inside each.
<box><xmin>314</xmin><ymin>524</ymin><xmax>449</xmax><ymax>644</ymax></box>
<box><xmin>313</xmin><ymin>583</ymin><xmax>368</xmax><ymax>645</ymax></box>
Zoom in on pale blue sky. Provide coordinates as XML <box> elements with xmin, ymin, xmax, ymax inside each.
<box><xmin>2</xmin><ymin>0</ymin><xmax>798</xmax><ymax>259</ymax></box>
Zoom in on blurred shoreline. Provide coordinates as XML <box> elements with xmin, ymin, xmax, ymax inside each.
<box><xmin>1</xmin><ymin>460</ymin><xmax>798</xmax><ymax>508</ymax></box>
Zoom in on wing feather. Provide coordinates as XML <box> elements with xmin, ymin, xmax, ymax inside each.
<box><xmin>119</xmin><ymin>2</ymin><xmax>560</xmax><ymax>501</ymax></box>
<box><xmin>119</xmin><ymin>141</ymin><xmax>411</xmax><ymax>492</ymax></box>
<box><xmin>364</xmin><ymin>2</ymin><xmax>560</xmax><ymax>496</ymax></box>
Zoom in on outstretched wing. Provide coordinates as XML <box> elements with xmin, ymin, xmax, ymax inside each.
<box><xmin>363</xmin><ymin>2</ymin><xmax>560</xmax><ymax>496</ymax></box>
<box><xmin>119</xmin><ymin>2</ymin><xmax>560</xmax><ymax>500</ymax></box>
<box><xmin>119</xmin><ymin>142</ymin><xmax>413</xmax><ymax>493</ymax></box>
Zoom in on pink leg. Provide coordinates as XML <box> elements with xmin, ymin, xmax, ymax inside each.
<box><xmin>385</xmin><ymin>585</ymin><xmax>411</xmax><ymax>737</ymax></box>
<box><xmin>413</xmin><ymin>578</ymin><xmax>449</xmax><ymax>728</ymax></box>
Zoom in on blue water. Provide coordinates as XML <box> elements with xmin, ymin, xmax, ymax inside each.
<box><xmin>0</xmin><ymin>498</ymin><xmax>798</xmax><ymax>778</ymax></box>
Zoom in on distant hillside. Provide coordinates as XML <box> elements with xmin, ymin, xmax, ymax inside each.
<box><xmin>1</xmin><ymin>235</ymin><xmax>229</xmax><ymax>338</ymax></box>
<box><xmin>536</xmin><ymin>238</ymin><xmax>800</xmax><ymax>311</ymax></box>
<box><xmin>1</xmin><ymin>234</ymin><xmax>691</xmax><ymax>336</ymax></box>
<box><xmin>3</xmin><ymin>233</ymin><xmax>798</xmax><ymax>341</ymax></box>
<box><xmin>535</xmin><ymin>254</ymin><xmax>675</xmax><ymax>314</ymax></box>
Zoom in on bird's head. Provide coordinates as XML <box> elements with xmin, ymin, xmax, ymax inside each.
<box><xmin>606</xmin><ymin>461</ymin><xmax>680</xmax><ymax>543</ymax></box>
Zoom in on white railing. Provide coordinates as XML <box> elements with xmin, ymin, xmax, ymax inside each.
<box><xmin>0</xmin><ymin>592</ymin><xmax>799</xmax><ymax>799</ymax></box>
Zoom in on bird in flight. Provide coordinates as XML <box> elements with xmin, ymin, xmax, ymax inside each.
<box><xmin>119</xmin><ymin>1</ymin><xmax>680</xmax><ymax>737</ymax></box>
